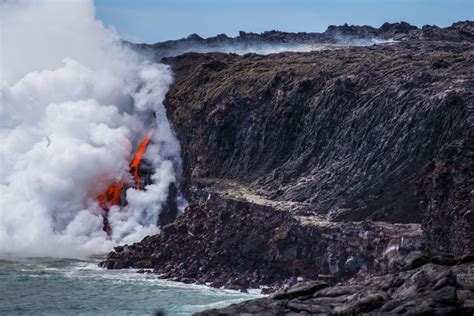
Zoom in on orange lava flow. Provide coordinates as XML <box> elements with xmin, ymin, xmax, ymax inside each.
<box><xmin>129</xmin><ymin>130</ymin><xmax>154</xmax><ymax>190</ymax></box>
<box><xmin>97</xmin><ymin>130</ymin><xmax>154</xmax><ymax>236</ymax></box>
<box><xmin>97</xmin><ymin>182</ymin><xmax>124</xmax><ymax>210</ymax></box>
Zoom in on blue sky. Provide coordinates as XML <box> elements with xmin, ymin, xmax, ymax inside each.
<box><xmin>94</xmin><ymin>0</ymin><xmax>474</xmax><ymax>43</ymax></box>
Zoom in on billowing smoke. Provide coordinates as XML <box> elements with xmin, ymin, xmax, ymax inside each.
<box><xmin>0</xmin><ymin>0</ymin><xmax>181</xmax><ymax>258</ymax></box>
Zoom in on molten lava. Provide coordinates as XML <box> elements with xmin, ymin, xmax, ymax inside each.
<box><xmin>97</xmin><ymin>182</ymin><xmax>124</xmax><ymax>236</ymax></box>
<box><xmin>129</xmin><ymin>130</ymin><xmax>154</xmax><ymax>190</ymax></box>
<box><xmin>97</xmin><ymin>131</ymin><xmax>154</xmax><ymax>236</ymax></box>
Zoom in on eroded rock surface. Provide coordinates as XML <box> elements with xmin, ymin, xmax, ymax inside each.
<box><xmin>163</xmin><ymin>22</ymin><xmax>473</xmax><ymax>223</ymax></box>
<box><xmin>198</xmin><ymin>261</ymin><xmax>474</xmax><ymax>315</ymax></box>
<box><xmin>132</xmin><ymin>20</ymin><xmax>473</xmax><ymax>59</ymax></box>
<box><xmin>418</xmin><ymin>128</ymin><xmax>474</xmax><ymax>260</ymax></box>
<box><xmin>100</xmin><ymin>22</ymin><xmax>474</xmax><ymax>315</ymax></box>
<box><xmin>100</xmin><ymin>193</ymin><xmax>422</xmax><ymax>290</ymax></box>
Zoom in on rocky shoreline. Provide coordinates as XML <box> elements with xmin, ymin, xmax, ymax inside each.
<box><xmin>101</xmin><ymin>21</ymin><xmax>474</xmax><ymax>314</ymax></box>
<box><xmin>101</xmin><ymin>190</ymin><xmax>423</xmax><ymax>292</ymax></box>
<box><xmin>198</xmin><ymin>259</ymin><xmax>474</xmax><ymax>315</ymax></box>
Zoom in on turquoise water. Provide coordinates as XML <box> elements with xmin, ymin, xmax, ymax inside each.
<box><xmin>0</xmin><ymin>257</ymin><xmax>260</xmax><ymax>315</ymax></box>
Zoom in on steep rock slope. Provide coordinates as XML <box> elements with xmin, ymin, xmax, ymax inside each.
<box><xmin>163</xmin><ymin>30</ymin><xmax>473</xmax><ymax>223</ymax></box>
<box><xmin>418</xmin><ymin>128</ymin><xmax>474</xmax><ymax>260</ymax></box>
<box><xmin>101</xmin><ymin>23</ymin><xmax>473</xmax><ymax>313</ymax></box>
<box><xmin>194</xmin><ymin>22</ymin><xmax>474</xmax><ymax>315</ymax></box>
<box><xmin>102</xmin><ymin>23</ymin><xmax>474</xmax><ymax>296</ymax></box>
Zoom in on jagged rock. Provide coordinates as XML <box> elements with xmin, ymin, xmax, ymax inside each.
<box><xmin>418</xmin><ymin>129</ymin><xmax>474</xmax><ymax>260</ymax></box>
<box><xmin>162</xmin><ymin>23</ymin><xmax>473</xmax><ymax>223</ymax></box>
<box><xmin>198</xmin><ymin>261</ymin><xmax>474</xmax><ymax>315</ymax></box>
<box><xmin>416</xmin><ymin>21</ymin><xmax>474</xmax><ymax>42</ymax></box>
<box><xmin>129</xmin><ymin>21</ymin><xmax>474</xmax><ymax>60</ymax></box>
<box><xmin>99</xmin><ymin>194</ymin><xmax>422</xmax><ymax>289</ymax></box>
<box><xmin>158</xmin><ymin>183</ymin><xmax>179</xmax><ymax>226</ymax></box>
<box><xmin>102</xmin><ymin>22</ymin><xmax>473</xmax><ymax>315</ymax></box>
<box><xmin>270</xmin><ymin>281</ymin><xmax>328</xmax><ymax>299</ymax></box>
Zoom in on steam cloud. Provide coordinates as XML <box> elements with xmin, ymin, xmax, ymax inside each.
<box><xmin>0</xmin><ymin>0</ymin><xmax>182</xmax><ymax>258</ymax></box>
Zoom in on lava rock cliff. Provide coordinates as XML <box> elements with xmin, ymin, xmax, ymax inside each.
<box><xmin>102</xmin><ymin>21</ymin><xmax>474</xmax><ymax>314</ymax></box>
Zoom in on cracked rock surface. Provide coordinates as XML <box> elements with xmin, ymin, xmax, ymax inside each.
<box><xmin>163</xmin><ymin>21</ymin><xmax>473</xmax><ymax>223</ymax></box>
<box><xmin>100</xmin><ymin>21</ymin><xmax>473</xmax><ymax>315</ymax></box>
<box><xmin>198</xmin><ymin>261</ymin><xmax>474</xmax><ymax>315</ymax></box>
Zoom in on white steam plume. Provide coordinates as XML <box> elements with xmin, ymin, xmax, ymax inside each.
<box><xmin>0</xmin><ymin>0</ymin><xmax>181</xmax><ymax>258</ymax></box>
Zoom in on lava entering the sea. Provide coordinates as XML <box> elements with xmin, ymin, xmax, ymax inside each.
<box><xmin>97</xmin><ymin>131</ymin><xmax>154</xmax><ymax>236</ymax></box>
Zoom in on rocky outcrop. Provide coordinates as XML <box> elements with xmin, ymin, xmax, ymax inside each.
<box><xmin>131</xmin><ymin>21</ymin><xmax>474</xmax><ymax>59</ymax></box>
<box><xmin>417</xmin><ymin>21</ymin><xmax>474</xmax><ymax>43</ymax></box>
<box><xmin>101</xmin><ymin>191</ymin><xmax>422</xmax><ymax>290</ymax></box>
<box><xmin>101</xmin><ymin>22</ymin><xmax>473</xmax><ymax>314</ymax></box>
<box><xmin>418</xmin><ymin>128</ymin><xmax>474</xmax><ymax>260</ymax></box>
<box><xmin>133</xmin><ymin>21</ymin><xmax>421</xmax><ymax>59</ymax></box>
<box><xmin>198</xmin><ymin>261</ymin><xmax>474</xmax><ymax>315</ymax></box>
<box><xmin>162</xmin><ymin>25</ymin><xmax>473</xmax><ymax>223</ymax></box>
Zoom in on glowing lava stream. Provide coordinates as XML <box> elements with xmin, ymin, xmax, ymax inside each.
<box><xmin>97</xmin><ymin>130</ymin><xmax>154</xmax><ymax>236</ymax></box>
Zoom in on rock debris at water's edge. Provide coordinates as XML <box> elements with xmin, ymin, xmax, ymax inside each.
<box><xmin>101</xmin><ymin>193</ymin><xmax>423</xmax><ymax>291</ymax></box>
<box><xmin>198</xmin><ymin>261</ymin><xmax>474</xmax><ymax>315</ymax></box>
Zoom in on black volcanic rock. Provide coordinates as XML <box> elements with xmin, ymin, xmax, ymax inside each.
<box><xmin>162</xmin><ymin>27</ymin><xmax>473</xmax><ymax>223</ymax></box>
<box><xmin>131</xmin><ymin>21</ymin><xmax>421</xmax><ymax>59</ymax></box>
<box><xmin>103</xmin><ymin>22</ymin><xmax>474</xmax><ymax>314</ymax></box>
<box><xmin>186</xmin><ymin>33</ymin><xmax>204</xmax><ymax>41</ymax></box>
<box><xmin>127</xmin><ymin>21</ymin><xmax>474</xmax><ymax>61</ymax></box>
<box><xmin>417</xmin><ymin>20</ymin><xmax>474</xmax><ymax>42</ymax></box>
<box><xmin>100</xmin><ymin>193</ymin><xmax>422</xmax><ymax>289</ymax></box>
<box><xmin>379</xmin><ymin>21</ymin><xmax>418</xmax><ymax>32</ymax></box>
<box><xmin>198</xmin><ymin>260</ymin><xmax>474</xmax><ymax>315</ymax></box>
<box><xmin>418</xmin><ymin>128</ymin><xmax>474</xmax><ymax>261</ymax></box>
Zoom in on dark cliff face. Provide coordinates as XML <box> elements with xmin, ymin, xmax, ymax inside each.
<box><xmin>418</xmin><ymin>128</ymin><xmax>474</xmax><ymax>260</ymax></box>
<box><xmin>162</xmin><ymin>36</ymin><xmax>473</xmax><ymax>224</ymax></box>
<box><xmin>101</xmin><ymin>23</ymin><xmax>474</xmax><ymax>313</ymax></box>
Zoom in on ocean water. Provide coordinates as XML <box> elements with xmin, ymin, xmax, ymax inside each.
<box><xmin>0</xmin><ymin>257</ymin><xmax>261</xmax><ymax>316</ymax></box>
